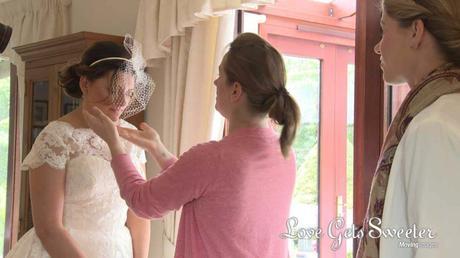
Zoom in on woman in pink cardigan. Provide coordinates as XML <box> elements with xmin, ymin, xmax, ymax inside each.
<box><xmin>84</xmin><ymin>33</ymin><xmax>300</xmax><ymax>258</ymax></box>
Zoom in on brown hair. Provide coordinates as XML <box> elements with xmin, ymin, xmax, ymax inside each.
<box><xmin>224</xmin><ymin>33</ymin><xmax>300</xmax><ymax>158</ymax></box>
<box><xmin>382</xmin><ymin>0</ymin><xmax>460</xmax><ymax>66</ymax></box>
<box><xmin>58</xmin><ymin>41</ymin><xmax>132</xmax><ymax>98</ymax></box>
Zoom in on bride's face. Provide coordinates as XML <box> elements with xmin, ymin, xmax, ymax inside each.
<box><xmin>81</xmin><ymin>71</ymin><xmax>135</xmax><ymax>122</ymax></box>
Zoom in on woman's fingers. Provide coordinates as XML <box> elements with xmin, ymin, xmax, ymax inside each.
<box><xmin>118</xmin><ymin>124</ymin><xmax>152</xmax><ymax>139</ymax></box>
<box><xmin>82</xmin><ymin>109</ymin><xmax>99</xmax><ymax>127</ymax></box>
<box><xmin>89</xmin><ymin>107</ymin><xmax>112</xmax><ymax>123</ymax></box>
<box><xmin>139</xmin><ymin>122</ymin><xmax>159</xmax><ymax>140</ymax></box>
<box><xmin>116</xmin><ymin>125</ymin><xmax>153</xmax><ymax>150</ymax></box>
<box><xmin>83</xmin><ymin>107</ymin><xmax>105</xmax><ymax>128</ymax></box>
<box><xmin>118</xmin><ymin>127</ymin><xmax>138</xmax><ymax>139</ymax></box>
<box><xmin>139</xmin><ymin>122</ymin><xmax>147</xmax><ymax>130</ymax></box>
<box><xmin>83</xmin><ymin>107</ymin><xmax>118</xmax><ymax>136</ymax></box>
<box><xmin>118</xmin><ymin>127</ymin><xmax>143</xmax><ymax>143</ymax></box>
<box><xmin>139</xmin><ymin>122</ymin><xmax>153</xmax><ymax>132</ymax></box>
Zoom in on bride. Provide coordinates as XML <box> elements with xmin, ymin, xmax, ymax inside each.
<box><xmin>6</xmin><ymin>38</ymin><xmax>153</xmax><ymax>258</ymax></box>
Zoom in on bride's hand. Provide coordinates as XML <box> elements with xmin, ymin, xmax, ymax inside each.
<box><xmin>82</xmin><ymin>107</ymin><xmax>123</xmax><ymax>149</ymax></box>
<box><xmin>117</xmin><ymin>122</ymin><xmax>160</xmax><ymax>152</ymax></box>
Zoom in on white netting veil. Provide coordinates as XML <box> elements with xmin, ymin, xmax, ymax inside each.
<box><xmin>89</xmin><ymin>34</ymin><xmax>155</xmax><ymax>119</ymax></box>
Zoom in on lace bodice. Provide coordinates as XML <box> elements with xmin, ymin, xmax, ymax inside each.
<box><xmin>9</xmin><ymin>120</ymin><xmax>146</xmax><ymax>258</ymax></box>
<box><xmin>22</xmin><ymin>120</ymin><xmax>146</xmax><ymax>170</ymax></box>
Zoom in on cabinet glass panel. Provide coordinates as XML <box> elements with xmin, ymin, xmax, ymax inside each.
<box><xmin>61</xmin><ymin>90</ymin><xmax>80</xmax><ymax>115</ymax></box>
<box><xmin>31</xmin><ymin>81</ymin><xmax>49</xmax><ymax>142</ymax></box>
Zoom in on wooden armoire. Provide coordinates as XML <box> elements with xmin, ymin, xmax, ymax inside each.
<box><xmin>13</xmin><ymin>32</ymin><xmax>144</xmax><ymax>240</ymax></box>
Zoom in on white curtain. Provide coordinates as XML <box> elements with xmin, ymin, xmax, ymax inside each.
<box><xmin>0</xmin><ymin>0</ymin><xmax>71</xmax><ymax>61</ymax></box>
<box><xmin>158</xmin><ymin>16</ymin><xmax>235</xmax><ymax>257</ymax></box>
<box><xmin>0</xmin><ymin>0</ymin><xmax>71</xmax><ymax>160</ymax></box>
<box><xmin>135</xmin><ymin>0</ymin><xmax>273</xmax><ymax>61</ymax></box>
<box><xmin>135</xmin><ymin>0</ymin><xmax>274</xmax><ymax>257</ymax></box>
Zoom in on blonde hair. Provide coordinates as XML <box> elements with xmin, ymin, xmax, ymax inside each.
<box><xmin>382</xmin><ymin>0</ymin><xmax>460</xmax><ymax>66</ymax></box>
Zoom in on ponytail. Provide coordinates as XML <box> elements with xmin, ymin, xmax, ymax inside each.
<box><xmin>269</xmin><ymin>91</ymin><xmax>301</xmax><ymax>157</ymax></box>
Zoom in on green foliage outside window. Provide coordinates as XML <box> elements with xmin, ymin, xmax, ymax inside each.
<box><xmin>0</xmin><ymin>75</ymin><xmax>10</xmax><ymax>254</ymax></box>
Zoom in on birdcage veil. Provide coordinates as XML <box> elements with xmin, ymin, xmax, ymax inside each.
<box><xmin>89</xmin><ymin>34</ymin><xmax>155</xmax><ymax>119</ymax></box>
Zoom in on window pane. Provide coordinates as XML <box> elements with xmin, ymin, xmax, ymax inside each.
<box><xmin>346</xmin><ymin>64</ymin><xmax>355</xmax><ymax>258</ymax></box>
<box><xmin>31</xmin><ymin>81</ymin><xmax>49</xmax><ymax>142</ymax></box>
<box><xmin>388</xmin><ymin>84</ymin><xmax>410</xmax><ymax>124</ymax></box>
<box><xmin>0</xmin><ymin>58</ymin><xmax>10</xmax><ymax>254</ymax></box>
<box><xmin>61</xmin><ymin>91</ymin><xmax>80</xmax><ymax>115</ymax></box>
<box><xmin>284</xmin><ymin>55</ymin><xmax>320</xmax><ymax>258</ymax></box>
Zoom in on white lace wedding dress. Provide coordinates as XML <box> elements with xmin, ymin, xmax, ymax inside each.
<box><xmin>6</xmin><ymin>120</ymin><xmax>146</xmax><ymax>258</ymax></box>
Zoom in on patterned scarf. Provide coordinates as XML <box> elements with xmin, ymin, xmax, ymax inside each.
<box><xmin>356</xmin><ymin>65</ymin><xmax>460</xmax><ymax>258</ymax></box>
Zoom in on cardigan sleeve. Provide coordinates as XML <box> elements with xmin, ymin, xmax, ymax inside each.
<box><xmin>111</xmin><ymin>142</ymin><xmax>218</xmax><ymax>219</ymax></box>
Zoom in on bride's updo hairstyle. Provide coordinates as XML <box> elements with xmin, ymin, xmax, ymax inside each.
<box><xmin>58</xmin><ymin>41</ymin><xmax>132</xmax><ymax>99</ymax></box>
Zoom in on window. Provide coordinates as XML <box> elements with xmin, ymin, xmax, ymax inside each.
<box><xmin>386</xmin><ymin>84</ymin><xmax>410</xmax><ymax>127</ymax></box>
<box><xmin>284</xmin><ymin>55</ymin><xmax>321</xmax><ymax>257</ymax></box>
<box><xmin>0</xmin><ymin>58</ymin><xmax>10</xmax><ymax>254</ymax></box>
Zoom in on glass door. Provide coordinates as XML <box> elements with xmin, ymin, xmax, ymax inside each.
<box><xmin>268</xmin><ymin>35</ymin><xmax>355</xmax><ymax>258</ymax></box>
<box><xmin>284</xmin><ymin>55</ymin><xmax>321</xmax><ymax>258</ymax></box>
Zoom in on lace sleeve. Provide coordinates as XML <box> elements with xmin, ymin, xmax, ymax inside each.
<box><xmin>21</xmin><ymin>123</ymin><xmax>70</xmax><ymax>171</ymax></box>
